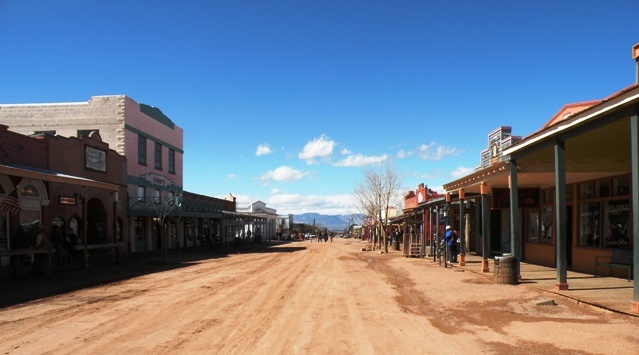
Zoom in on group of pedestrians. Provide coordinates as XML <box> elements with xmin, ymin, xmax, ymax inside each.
<box><xmin>10</xmin><ymin>224</ymin><xmax>80</xmax><ymax>275</ymax></box>
<box><xmin>315</xmin><ymin>231</ymin><xmax>332</xmax><ymax>243</ymax></box>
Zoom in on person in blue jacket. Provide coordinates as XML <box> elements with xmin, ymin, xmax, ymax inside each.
<box><xmin>444</xmin><ymin>225</ymin><xmax>458</xmax><ymax>264</ymax></box>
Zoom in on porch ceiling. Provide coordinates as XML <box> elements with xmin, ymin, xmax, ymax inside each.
<box><xmin>515</xmin><ymin>116</ymin><xmax>631</xmax><ymax>184</ymax></box>
<box><xmin>444</xmin><ymin>103</ymin><xmax>633</xmax><ymax>195</ymax></box>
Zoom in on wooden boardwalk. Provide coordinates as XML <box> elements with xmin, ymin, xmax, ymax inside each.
<box><xmin>455</xmin><ymin>253</ymin><xmax>637</xmax><ymax>317</ymax></box>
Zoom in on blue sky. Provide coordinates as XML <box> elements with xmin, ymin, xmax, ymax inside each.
<box><xmin>1</xmin><ymin>1</ymin><xmax>637</xmax><ymax>216</ymax></box>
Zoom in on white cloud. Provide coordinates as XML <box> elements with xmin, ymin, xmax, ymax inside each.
<box><xmin>267</xmin><ymin>193</ymin><xmax>356</xmax><ymax>215</ymax></box>
<box><xmin>429</xmin><ymin>185</ymin><xmax>445</xmax><ymax>194</ymax></box>
<box><xmin>396</xmin><ymin>149</ymin><xmax>412</xmax><ymax>159</ymax></box>
<box><xmin>256</xmin><ymin>144</ymin><xmax>273</xmax><ymax>156</ymax></box>
<box><xmin>417</xmin><ymin>143</ymin><xmax>460</xmax><ymax>161</ymax></box>
<box><xmin>298</xmin><ymin>135</ymin><xmax>335</xmax><ymax>161</ymax></box>
<box><xmin>451</xmin><ymin>166</ymin><xmax>473</xmax><ymax>179</ymax></box>
<box><xmin>231</xmin><ymin>194</ymin><xmax>254</xmax><ymax>207</ymax></box>
<box><xmin>341</xmin><ymin>148</ymin><xmax>352</xmax><ymax>155</ymax></box>
<box><xmin>260</xmin><ymin>166</ymin><xmax>308</xmax><ymax>182</ymax></box>
<box><xmin>333</xmin><ymin>154</ymin><xmax>388</xmax><ymax>167</ymax></box>
<box><xmin>270</xmin><ymin>188</ymin><xmax>280</xmax><ymax>194</ymax></box>
<box><xmin>227</xmin><ymin>173</ymin><xmax>236</xmax><ymax>179</ymax></box>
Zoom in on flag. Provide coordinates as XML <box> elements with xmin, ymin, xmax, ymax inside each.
<box><xmin>0</xmin><ymin>186</ymin><xmax>21</xmax><ymax>214</ymax></box>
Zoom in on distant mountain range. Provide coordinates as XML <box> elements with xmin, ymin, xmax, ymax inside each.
<box><xmin>293</xmin><ymin>213</ymin><xmax>364</xmax><ymax>232</ymax></box>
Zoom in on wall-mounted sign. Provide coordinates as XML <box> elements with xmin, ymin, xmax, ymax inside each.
<box><xmin>492</xmin><ymin>188</ymin><xmax>540</xmax><ymax>209</ymax></box>
<box><xmin>59</xmin><ymin>196</ymin><xmax>77</xmax><ymax>205</ymax></box>
<box><xmin>85</xmin><ymin>146</ymin><xmax>106</xmax><ymax>172</ymax></box>
<box><xmin>141</xmin><ymin>172</ymin><xmax>173</xmax><ymax>187</ymax></box>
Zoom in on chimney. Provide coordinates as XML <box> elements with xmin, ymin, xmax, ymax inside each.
<box><xmin>633</xmin><ymin>43</ymin><xmax>639</xmax><ymax>84</ymax></box>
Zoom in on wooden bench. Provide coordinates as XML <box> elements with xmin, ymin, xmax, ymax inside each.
<box><xmin>595</xmin><ymin>248</ymin><xmax>633</xmax><ymax>281</ymax></box>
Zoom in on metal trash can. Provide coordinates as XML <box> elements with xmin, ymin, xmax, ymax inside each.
<box><xmin>494</xmin><ymin>255</ymin><xmax>519</xmax><ymax>285</ymax></box>
<box><xmin>392</xmin><ymin>237</ymin><xmax>400</xmax><ymax>251</ymax></box>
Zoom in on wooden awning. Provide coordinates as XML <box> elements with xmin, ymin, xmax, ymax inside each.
<box><xmin>0</xmin><ymin>163</ymin><xmax>120</xmax><ymax>191</ymax></box>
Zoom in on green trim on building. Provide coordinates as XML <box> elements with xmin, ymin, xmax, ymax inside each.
<box><xmin>139</xmin><ymin>103</ymin><xmax>175</xmax><ymax>129</ymax></box>
<box><xmin>127</xmin><ymin>175</ymin><xmax>183</xmax><ymax>192</ymax></box>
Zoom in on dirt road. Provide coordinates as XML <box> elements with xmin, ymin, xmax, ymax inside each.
<box><xmin>1</xmin><ymin>238</ymin><xmax>638</xmax><ymax>354</ymax></box>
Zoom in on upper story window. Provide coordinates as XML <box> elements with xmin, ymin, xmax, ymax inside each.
<box><xmin>34</xmin><ymin>130</ymin><xmax>56</xmax><ymax>136</ymax></box>
<box><xmin>154</xmin><ymin>142</ymin><xmax>163</xmax><ymax>170</ymax></box>
<box><xmin>168</xmin><ymin>148</ymin><xmax>175</xmax><ymax>174</ymax></box>
<box><xmin>138</xmin><ymin>135</ymin><xmax>147</xmax><ymax>166</ymax></box>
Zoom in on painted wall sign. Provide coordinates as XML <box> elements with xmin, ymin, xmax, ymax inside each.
<box><xmin>492</xmin><ymin>188</ymin><xmax>540</xmax><ymax>209</ymax></box>
<box><xmin>85</xmin><ymin>146</ymin><xmax>106</xmax><ymax>172</ymax></box>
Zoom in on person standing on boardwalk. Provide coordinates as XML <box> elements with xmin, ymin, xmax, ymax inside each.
<box><xmin>444</xmin><ymin>226</ymin><xmax>457</xmax><ymax>264</ymax></box>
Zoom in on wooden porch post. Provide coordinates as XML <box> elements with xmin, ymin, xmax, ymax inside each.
<box><xmin>509</xmin><ymin>159</ymin><xmax>521</xmax><ymax>280</ymax></box>
<box><xmin>630</xmin><ymin>113</ymin><xmax>639</xmax><ymax>312</ymax></box>
<box><xmin>458</xmin><ymin>189</ymin><xmax>466</xmax><ymax>266</ymax></box>
<box><xmin>481</xmin><ymin>182</ymin><xmax>491</xmax><ymax>272</ymax></box>
<box><xmin>554</xmin><ymin>139</ymin><xmax>569</xmax><ymax>290</ymax></box>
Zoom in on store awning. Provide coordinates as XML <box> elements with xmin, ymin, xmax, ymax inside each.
<box><xmin>0</xmin><ymin>163</ymin><xmax>121</xmax><ymax>191</ymax></box>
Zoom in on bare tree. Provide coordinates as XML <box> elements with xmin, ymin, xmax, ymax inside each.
<box><xmin>354</xmin><ymin>161</ymin><xmax>403</xmax><ymax>253</ymax></box>
<box><xmin>150</xmin><ymin>177</ymin><xmax>182</xmax><ymax>263</ymax></box>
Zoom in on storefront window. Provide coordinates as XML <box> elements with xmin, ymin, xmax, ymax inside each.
<box><xmin>540</xmin><ymin>205</ymin><xmax>552</xmax><ymax>244</ymax></box>
<box><xmin>565</xmin><ymin>184</ymin><xmax>573</xmax><ymax>201</ymax></box>
<box><xmin>603</xmin><ymin>200</ymin><xmax>629</xmax><ymax>248</ymax></box>
<box><xmin>186</xmin><ymin>219</ymin><xmax>193</xmax><ymax>241</ymax></box>
<box><xmin>526</xmin><ymin>210</ymin><xmax>540</xmax><ymax>243</ymax></box>
<box><xmin>578</xmin><ymin>182</ymin><xmax>593</xmax><ymax>200</ymax></box>
<box><xmin>595</xmin><ymin>180</ymin><xmax>610</xmax><ymax>198</ymax></box>
<box><xmin>578</xmin><ymin>203</ymin><xmax>600</xmax><ymax>247</ymax></box>
<box><xmin>20</xmin><ymin>184</ymin><xmax>39</xmax><ymax>197</ymax></box>
<box><xmin>134</xmin><ymin>217</ymin><xmax>145</xmax><ymax>241</ymax></box>
<box><xmin>20</xmin><ymin>210</ymin><xmax>41</xmax><ymax>235</ymax></box>
<box><xmin>202</xmin><ymin>219</ymin><xmax>210</xmax><ymax>244</ymax></box>
<box><xmin>542</xmin><ymin>188</ymin><xmax>553</xmax><ymax>204</ymax></box>
<box><xmin>611</xmin><ymin>177</ymin><xmax>630</xmax><ymax>197</ymax></box>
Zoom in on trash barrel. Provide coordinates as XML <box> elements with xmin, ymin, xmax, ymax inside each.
<box><xmin>392</xmin><ymin>237</ymin><xmax>400</xmax><ymax>251</ymax></box>
<box><xmin>494</xmin><ymin>255</ymin><xmax>519</xmax><ymax>285</ymax></box>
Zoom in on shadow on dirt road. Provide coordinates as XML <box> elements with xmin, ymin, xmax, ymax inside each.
<box><xmin>0</xmin><ymin>241</ymin><xmax>304</xmax><ymax>308</ymax></box>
